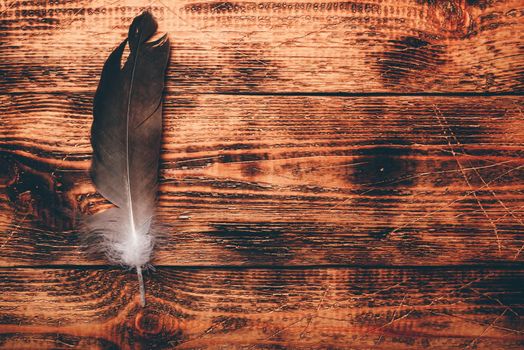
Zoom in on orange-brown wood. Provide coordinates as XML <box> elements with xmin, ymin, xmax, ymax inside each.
<box><xmin>0</xmin><ymin>0</ymin><xmax>523</xmax><ymax>93</ymax></box>
<box><xmin>1</xmin><ymin>0</ymin><xmax>523</xmax><ymax>348</ymax></box>
<box><xmin>1</xmin><ymin>94</ymin><xmax>523</xmax><ymax>266</ymax></box>
<box><xmin>0</xmin><ymin>267</ymin><xmax>522</xmax><ymax>349</ymax></box>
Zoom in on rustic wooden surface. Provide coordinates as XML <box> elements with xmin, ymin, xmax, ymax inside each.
<box><xmin>1</xmin><ymin>0</ymin><xmax>523</xmax><ymax>93</ymax></box>
<box><xmin>2</xmin><ymin>94</ymin><xmax>524</xmax><ymax>266</ymax></box>
<box><xmin>1</xmin><ymin>268</ymin><xmax>523</xmax><ymax>349</ymax></box>
<box><xmin>1</xmin><ymin>0</ymin><xmax>523</xmax><ymax>349</ymax></box>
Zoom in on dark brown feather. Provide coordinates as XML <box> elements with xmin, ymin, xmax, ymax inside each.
<box><xmin>89</xmin><ymin>12</ymin><xmax>170</xmax><ymax>306</ymax></box>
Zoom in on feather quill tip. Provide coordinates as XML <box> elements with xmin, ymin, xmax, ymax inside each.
<box><xmin>136</xmin><ymin>265</ymin><xmax>146</xmax><ymax>306</ymax></box>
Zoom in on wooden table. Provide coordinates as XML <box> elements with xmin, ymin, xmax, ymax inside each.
<box><xmin>1</xmin><ymin>0</ymin><xmax>523</xmax><ymax>348</ymax></box>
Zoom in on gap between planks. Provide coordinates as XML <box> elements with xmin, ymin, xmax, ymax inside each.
<box><xmin>2</xmin><ymin>91</ymin><xmax>524</xmax><ymax>97</ymax></box>
<box><xmin>1</xmin><ymin>264</ymin><xmax>523</xmax><ymax>270</ymax></box>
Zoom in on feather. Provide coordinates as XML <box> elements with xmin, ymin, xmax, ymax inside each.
<box><xmin>88</xmin><ymin>11</ymin><xmax>169</xmax><ymax>306</ymax></box>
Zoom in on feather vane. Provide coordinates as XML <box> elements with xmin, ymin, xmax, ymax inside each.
<box><xmin>88</xmin><ymin>12</ymin><xmax>169</xmax><ymax>306</ymax></box>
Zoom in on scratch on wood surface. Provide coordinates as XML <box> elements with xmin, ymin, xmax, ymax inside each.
<box><xmin>469</xmin><ymin>287</ymin><xmax>519</xmax><ymax>316</ymax></box>
<box><xmin>433</xmin><ymin>104</ymin><xmax>501</xmax><ymax>253</ymax></box>
<box><xmin>433</xmin><ymin>104</ymin><xmax>524</xmax><ymax>245</ymax></box>
<box><xmin>299</xmin><ymin>286</ymin><xmax>330</xmax><ymax>339</ymax></box>
<box><xmin>364</xmin><ymin>272</ymin><xmax>500</xmax><ymax>340</ymax></box>
<box><xmin>169</xmin><ymin>316</ymin><xmax>230</xmax><ymax>348</ymax></box>
<box><xmin>443</xmin><ymin>135</ymin><xmax>524</xmax><ymax>260</ymax></box>
<box><xmin>374</xmin><ymin>292</ymin><xmax>408</xmax><ymax>346</ymax></box>
<box><xmin>456</xmin><ymin>203</ymin><xmax>524</xmax><ymax>223</ymax></box>
<box><xmin>248</xmin><ymin>318</ymin><xmax>306</xmax><ymax>350</ymax></box>
<box><xmin>464</xmin><ymin>308</ymin><xmax>509</xmax><ymax>349</ymax></box>
<box><xmin>430</xmin><ymin>310</ymin><xmax>523</xmax><ymax>335</ymax></box>
<box><xmin>333</xmin><ymin>272</ymin><xmax>498</xmax><ymax>333</ymax></box>
<box><xmin>251</xmin><ymin>281</ymin><xmax>405</xmax><ymax>347</ymax></box>
<box><xmin>326</xmin><ymin>281</ymin><xmax>405</xmax><ymax>309</ymax></box>
<box><xmin>388</xmin><ymin>163</ymin><xmax>524</xmax><ymax>237</ymax></box>
<box><xmin>494</xmin><ymin>204</ymin><xmax>524</xmax><ymax>223</ymax></box>
<box><xmin>246</xmin><ymin>271</ymin><xmax>506</xmax><ymax>345</ymax></box>
<box><xmin>328</xmin><ymin>159</ymin><xmax>516</xmax><ymax>213</ymax></box>
<box><xmin>0</xmin><ymin>0</ymin><xmax>17</xmax><ymax>17</ymax></box>
<box><xmin>374</xmin><ymin>293</ymin><xmax>415</xmax><ymax>333</ymax></box>
<box><xmin>513</xmin><ymin>243</ymin><xmax>524</xmax><ymax>260</ymax></box>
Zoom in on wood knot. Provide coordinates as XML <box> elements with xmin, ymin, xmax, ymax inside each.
<box><xmin>134</xmin><ymin>310</ymin><xmax>182</xmax><ymax>336</ymax></box>
<box><xmin>426</xmin><ymin>0</ymin><xmax>474</xmax><ymax>38</ymax></box>
<box><xmin>126</xmin><ymin>309</ymin><xmax>185</xmax><ymax>347</ymax></box>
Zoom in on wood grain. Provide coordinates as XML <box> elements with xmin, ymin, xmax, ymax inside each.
<box><xmin>0</xmin><ymin>267</ymin><xmax>522</xmax><ymax>349</ymax></box>
<box><xmin>1</xmin><ymin>1</ymin><xmax>523</xmax><ymax>348</ymax></box>
<box><xmin>1</xmin><ymin>0</ymin><xmax>523</xmax><ymax>93</ymax></box>
<box><xmin>1</xmin><ymin>94</ymin><xmax>523</xmax><ymax>266</ymax></box>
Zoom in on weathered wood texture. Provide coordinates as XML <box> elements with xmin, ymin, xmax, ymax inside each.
<box><xmin>0</xmin><ymin>267</ymin><xmax>522</xmax><ymax>349</ymax></box>
<box><xmin>1</xmin><ymin>0</ymin><xmax>523</xmax><ymax>93</ymax></box>
<box><xmin>1</xmin><ymin>0</ymin><xmax>524</xmax><ymax>348</ymax></box>
<box><xmin>1</xmin><ymin>94</ymin><xmax>523</xmax><ymax>266</ymax></box>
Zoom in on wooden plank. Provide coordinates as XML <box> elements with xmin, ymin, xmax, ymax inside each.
<box><xmin>0</xmin><ymin>0</ymin><xmax>523</xmax><ymax>93</ymax></box>
<box><xmin>1</xmin><ymin>94</ymin><xmax>523</xmax><ymax>266</ymax></box>
<box><xmin>0</xmin><ymin>267</ymin><xmax>522</xmax><ymax>349</ymax></box>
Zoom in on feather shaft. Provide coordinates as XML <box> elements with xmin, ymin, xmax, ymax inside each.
<box><xmin>137</xmin><ymin>265</ymin><xmax>145</xmax><ymax>306</ymax></box>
